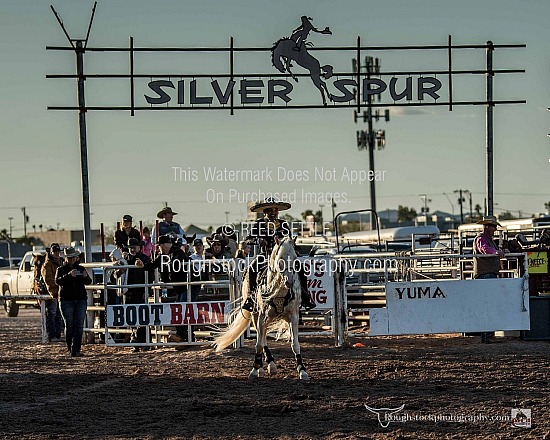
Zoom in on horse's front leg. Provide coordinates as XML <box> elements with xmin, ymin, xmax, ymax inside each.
<box><xmin>289</xmin><ymin>313</ymin><xmax>309</xmax><ymax>380</ymax></box>
<box><xmin>249</xmin><ymin>312</ymin><xmax>266</xmax><ymax>379</ymax></box>
<box><xmin>264</xmin><ymin>344</ymin><xmax>277</xmax><ymax>375</ymax></box>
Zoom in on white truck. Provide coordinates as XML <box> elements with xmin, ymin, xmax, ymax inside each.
<box><xmin>0</xmin><ymin>251</ymin><xmax>40</xmax><ymax>317</ymax></box>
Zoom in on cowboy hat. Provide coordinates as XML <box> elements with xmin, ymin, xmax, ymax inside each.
<box><xmin>476</xmin><ymin>215</ymin><xmax>501</xmax><ymax>227</ymax></box>
<box><xmin>63</xmin><ymin>247</ymin><xmax>80</xmax><ymax>258</ymax></box>
<box><xmin>127</xmin><ymin>238</ymin><xmax>144</xmax><ymax>248</ymax></box>
<box><xmin>157</xmin><ymin>206</ymin><xmax>178</xmax><ymax>219</ymax></box>
<box><xmin>250</xmin><ymin>197</ymin><xmax>291</xmax><ymax>213</ymax></box>
<box><xmin>157</xmin><ymin>235</ymin><xmax>173</xmax><ymax>245</ymax></box>
<box><xmin>206</xmin><ymin>233</ymin><xmax>228</xmax><ymax>247</ymax></box>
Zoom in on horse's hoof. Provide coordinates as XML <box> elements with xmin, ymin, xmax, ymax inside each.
<box><xmin>248</xmin><ymin>367</ymin><xmax>264</xmax><ymax>379</ymax></box>
<box><xmin>299</xmin><ymin>370</ymin><xmax>310</xmax><ymax>381</ymax></box>
<box><xmin>267</xmin><ymin>361</ymin><xmax>277</xmax><ymax>375</ymax></box>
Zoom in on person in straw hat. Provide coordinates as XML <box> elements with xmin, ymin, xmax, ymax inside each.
<box><xmin>55</xmin><ymin>247</ymin><xmax>92</xmax><ymax>357</ymax></box>
<box><xmin>243</xmin><ymin>198</ymin><xmax>315</xmax><ymax>311</ymax></box>
<box><xmin>247</xmin><ymin>197</ymin><xmax>292</xmax><ymax>255</ymax></box>
<box><xmin>473</xmin><ymin>215</ymin><xmax>505</xmax><ymax>344</ymax></box>
<box><xmin>152</xmin><ymin>206</ymin><xmax>186</xmax><ymax>245</ymax></box>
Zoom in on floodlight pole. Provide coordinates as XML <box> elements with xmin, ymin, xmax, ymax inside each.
<box><xmin>486</xmin><ymin>41</ymin><xmax>494</xmax><ymax>216</ymax></box>
<box><xmin>76</xmin><ymin>40</ymin><xmax>92</xmax><ymax>263</ymax></box>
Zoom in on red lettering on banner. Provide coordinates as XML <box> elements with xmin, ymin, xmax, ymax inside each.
<box><xmin>314</xmin><ymin>261</ymin><xmax>323</xmax><ymax>277</ymax></box>
<box><xmin>307</xmin><ymin>279</ymin><xmax>322</xmax><ymax>289</ymax></box>
<box><xmin>310</xmin><ymin>289</ymin><xmax>327</xmax><ymax>304</ymax></box>
<box><xmin>211</xmin><ymin>302</ymin><xmax>225</xmax><ymax>323</ymax></box>
<box><xmin>196</xmin><ymin>303</ymin><xmax>210</xmax><ymax>324</ymax></box>
<box><xmin>183</xmin><ymin>304</ymin><xmax>197</xmax><ymax>324</ymax></box>
<box><xmin>170</xmin><ymin>304</ymin><xmax>183</xmax><ymax>324</ymax></box>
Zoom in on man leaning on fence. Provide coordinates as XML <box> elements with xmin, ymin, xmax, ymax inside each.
<box><xmin>473</xmin><ymin>215</ymin><xmax>505</xmax><ymax>344</ymax></box>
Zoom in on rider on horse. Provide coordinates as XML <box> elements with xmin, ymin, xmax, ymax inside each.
<box><xmin>242</xmin><ymin>197</ymin><xmax>316</xmax><ymax>312</ymax></box>
<box><xmin>290</xmin><ymin>16</ymin><xmax>331</xmax><ymax>52</ymax></box>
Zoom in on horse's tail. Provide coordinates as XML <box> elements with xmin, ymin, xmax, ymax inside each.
<box><xmin>271</xmin><ymin>38</ymin><xmax>291</xmax><ymax>73</ymax></box>
<box><xmin>212</xmin><ymin>308</ymin><xmax>251</xmax><ymax>352</ymax></box>
<box><xmin>322</xmin><ymin>65</ymin><xmax>333</xmax><ymax>79</ymax></box>
<box><xmin>212</xmin><ymin>273</ymin><xmax>251</xmax><ymax>352</ymax></box>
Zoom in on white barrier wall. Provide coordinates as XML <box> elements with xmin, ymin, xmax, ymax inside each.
<box><xmin>369</xmin><ymin>278</ymin><xmax>530</xmax><ymax>336</ymax></box>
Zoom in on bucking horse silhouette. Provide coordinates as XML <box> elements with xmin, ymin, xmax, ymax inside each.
<box><xmin>271</xmin><ymin>16</ymin><xmax>334</xmax><ymax>106</ymax></box>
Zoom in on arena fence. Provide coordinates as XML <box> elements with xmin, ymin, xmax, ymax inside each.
<box><xmin>79</xmin><ymin>257</ymin><xmax>347</xmax><ymax>349</ymax></box>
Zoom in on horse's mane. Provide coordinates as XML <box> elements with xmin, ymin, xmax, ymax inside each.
<box><xmin>269</xmin><ymin>237</ymin><xmax>297</xmax><ymax>269</ymax></box>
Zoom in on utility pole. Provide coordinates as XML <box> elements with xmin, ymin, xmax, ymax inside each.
<box><xmin>8</xmin><ymin>217</ymin><xmax>13</xmax><ymax>238</ymax></box>
<box><xmin>21</xmin><ymin>207</ymin><xmax>27</xmax><ymax>237</ymax></box>
<box><xmin>464</xmin><ymin>190</ymin><xmax>473</xmax><ymax>222</ymax></box>
<box><xmin>442</xmin><ymin>193</ymin><xmax>455</xmax><ymax>229</ymax></box>
<box><xmin>419</xmin><ymin>194</ymin><xmax>431</xmax><ymax>225</ymax></box>
<box><xmin>353</xmin><ymin>55</ymin><xmax>389</xmax><ymax>230</ymax></box>
<box><xmin>331</xmin><ymin>201</ymin><xmax>337</xmax><ymax>232</ymax></box>
<box><xmin>51</xmin><ymin>3</ymin><xmax>96</xmax><ymax>263</ymax></box>
<box><xmin>454</xmin><ymin>189</ymin><xmax>466</xmax><ymax>224</ymax></box>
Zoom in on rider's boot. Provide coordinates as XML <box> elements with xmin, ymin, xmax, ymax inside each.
<box><xmin>242</xmin><ymin>296</ymin><xmax>255</xmax><ymax>312</ymax></box>
<box><xmin>298</xmin><ymin>269</ymin><xmax>315</xmax><ymax>310</ymax></box>
<box><xmin>301</xmin><ymin>289</ymin><xmax>315</xmax><ymax>311</ymax></box>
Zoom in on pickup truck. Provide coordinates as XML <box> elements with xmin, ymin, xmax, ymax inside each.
<box><xmin>0</xmin><ymin>251</ymin><xmax>40</xmax><ymax>317</ymax></box>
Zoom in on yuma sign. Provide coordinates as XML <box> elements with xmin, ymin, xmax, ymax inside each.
<box><xmin>47</xmin><ymin>15</ymin><xmax>525</xmax><ymax>114</ymax></box>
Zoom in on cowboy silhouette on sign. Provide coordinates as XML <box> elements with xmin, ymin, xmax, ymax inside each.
<box><xmin>290</xmin><ymin>16</ymin><xmax>332</xmax><ymax>52</ymax></box>
<box><xmin>271</xmin><ymin>16</ymin><xmax>334</xmax><ymax>106</ymax></box>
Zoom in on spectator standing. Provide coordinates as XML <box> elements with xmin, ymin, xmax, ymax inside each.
<box><xmin>114</xmin><ymin>214</ymin><xmax>141</xmax><ymax>250</ymax></box>
<box><xmin>136</xmin><ymin>235</ymin><xmax>190</xmax><ymax>342</ymax></box>
<box><xmin>235</xmin><ymin>241</ymin><xmax>251</xmax><ymax>259</ymax></box>
<box><xmin>42</xmin><ymin>243</ymin><xmax>64</xmax><ymax>342</ymax></box>
<box><xmin>190</xmin><ymin>238</ymin><xmax>209</xmax><ymax>302</ymax></box>
<box><xmin>216</xmin><ymin>225</ymin><xmax>238</xmax><ymax>257</ymax></box>
<box><xmin>116</xmin><ymin>238</ymin><xmax>151</xmax><ymax>352</ymax></box>
<box><xmin>142</xmin><ymin>227</ymin><xmax>153</xmax><ymax>258</ymax></box>
<box><xmin>206</xmin><ymin>234</ymin><xmax>232</xmax><ymax>259</ymax></box>
<box><xmin>55</xmin><ymin>247</ymin><xmax>92</xmax><ymax>357</ymax></box>
<box><xmin>152</xmin><ymin>207</ymin><xmax>185</xmax><ymax>244</ymax></box>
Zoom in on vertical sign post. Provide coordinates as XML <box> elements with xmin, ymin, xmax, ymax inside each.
<box><xmin>76</xmin><ymin>40</ymin><xmax>92</xmax><ymax>263</ymax></box>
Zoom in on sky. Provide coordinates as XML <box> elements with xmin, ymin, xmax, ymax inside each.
<box><xmin>0</xmin><ymin>0</ymin><xmax>549</xmax><ymax>237</ymax></box>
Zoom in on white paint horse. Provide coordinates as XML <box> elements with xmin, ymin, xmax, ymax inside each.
<box><xmin>213</xmin><ymin>236</ymin><xmax>309</xmax><ymax>380</ymax></box>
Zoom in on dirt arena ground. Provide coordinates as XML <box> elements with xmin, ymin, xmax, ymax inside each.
<box><xmin>0</xmin><ymin>308</ymin><xmax>548</xmax><ymax>439</ymax></box>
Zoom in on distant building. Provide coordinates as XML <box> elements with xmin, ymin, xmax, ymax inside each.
<box><xmin>31</xmin><ymin>229</ymin><xmax>101</xmax><ymax>247</ymax></box>
<box><xmin>184</xmin><ymin>224</ymin><xmax>210</xmax><ymax>239</ymax></box>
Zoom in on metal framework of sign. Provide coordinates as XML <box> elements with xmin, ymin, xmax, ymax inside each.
<box><xmin>47</xmin><ymin>16</ymin><xmax>525</xmax><ymax>115</ymax></box>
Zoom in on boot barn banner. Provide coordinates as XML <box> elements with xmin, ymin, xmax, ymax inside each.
<box><xmin>106</xmin><ymin>301</ymin><xmax>229</xmax><ymax>327</ymax></box>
